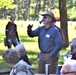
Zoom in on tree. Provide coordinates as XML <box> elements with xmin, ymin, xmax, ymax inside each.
<box><xmin>59</xmin><ymin>0</ymin><xmax>69</xmax><ymax>48</ymax></box>
<box><xmin>0</xmin><ymin>0</ymin><xmax>16</xmax><ymax>9</ymax></box>
<box><xmin>0</xmin><ymin>0</ymin><xmax>16</xmax><ymax>19</ymax></box>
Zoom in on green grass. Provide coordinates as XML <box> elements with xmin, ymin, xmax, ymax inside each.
<box><xmin>0</xmin><ymin>20</ymin><xmax>76</xmax><ymax>73</ymax></box>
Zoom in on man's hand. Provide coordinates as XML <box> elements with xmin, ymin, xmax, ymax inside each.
<box><xmin>27</xmin><ymin>24</ymin><xmax>34</xmax><ymax>37</ymax></box>
<box><xmin>27</xmin><ymin>24</ymin><xmax>33</xmax><ymax>30</ymax></box>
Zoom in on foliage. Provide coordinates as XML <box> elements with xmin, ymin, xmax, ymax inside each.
<box><xmin>0</xmin><ymin>0</ymin><xmax>16</xmax><ymax>9</ymax></box>
<box><xmin>66</xmin><ymin>0</ymin><xmax>76</xmax><ymax>8</ymax></box>
<box><xmin>30</xmin><ymin>3</ymin><xmax>36</xmax><ymax>15</ymax></box>
<box><xmin>67</xmin><ymin>7</ymin><xmax>76</xmax><ymax>21</ymax></box>
<box><xmin>0</xmin><ymin>0</ymin><xmax>76</xmax><ymax>21</ymax></box>
<box><xmin>54</xmin><ymin>8</ymin><xmax>60</xmax><ymax>17</ymax></box>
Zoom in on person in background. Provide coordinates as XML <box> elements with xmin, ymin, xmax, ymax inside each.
<box><xmin>5</xmin><ymin>16</ymin><xmax>20</xmax><ymax>48</ymax></box>
<box><xmin>27</xmin><ymin>11</ymin><xmax>63</xmax><ymax>74</ymax></box>
<box><xmin>60</xmin><ymin>52</ymin><xmax>76</xmax><ymax>75</ymax></box>
<box><xmin>2</xmin><ymin>44</ymin><xmax>34</xmax><ymax>75</ymax></box>
<box><xmin>60</xmin><ymin>59</ymin><xmax>76</xmax><ymax>75</ymax></box>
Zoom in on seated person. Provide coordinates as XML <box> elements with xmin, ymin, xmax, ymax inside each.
<box><xmin>2</xmin><ymin>45</ymin><xmax>34</xmax><ymax>75</ymax></box>
<box><xmin>60</xmin><ymin>53</ymin><xmax>76</xmax><ymax>75</ymax></box>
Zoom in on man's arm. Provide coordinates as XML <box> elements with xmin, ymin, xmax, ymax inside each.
<box><xmin>15</xmin><ymin>25</ymin><xmax>20</xmax><ymax>43</ymax></box>
<box><xmin>5</xmin><ymin>23</ymin><xmax>9</xmax><ymax>39</ymax></box>
<box><xmin>50</xmin><ymin>29</ymin><xmax>63</xmax><ymax>56</ymax></box>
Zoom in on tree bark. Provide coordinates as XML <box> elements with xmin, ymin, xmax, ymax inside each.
<box><xmin>59</xmin><ymin>0</ymin><xmax>69</xmax><ymax>48</ymax></box>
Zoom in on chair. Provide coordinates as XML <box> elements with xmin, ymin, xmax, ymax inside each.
<box><xmin>0</xmin><ymin>70</ymin><xmax>10</xmax><ymax>75</ymax></box>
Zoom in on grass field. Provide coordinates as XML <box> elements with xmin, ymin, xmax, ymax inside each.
<box><xmin>0</xmin><ymin>20</ymin><xmax>76</xmax><ymax>73</ymax></box>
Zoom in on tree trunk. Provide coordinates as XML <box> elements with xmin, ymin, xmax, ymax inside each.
<box><xmin>43</xmin><ymin>0</ymin><xmax>46</xmax><ymax>11</ymax></box>
<box><xmin>24</xmin><ymin>0</ymin><xmax>30</xmax><ymax>20</ymax></box>
<box><xmin>59</xmin><ymin>0</ymin><xmax>69</xmax><ymax>48</ymax></box>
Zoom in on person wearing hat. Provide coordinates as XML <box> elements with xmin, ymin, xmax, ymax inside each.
<box><xmin>27</xmin><ymin>11</ymin><xmax>63</xmax><ymax>74</ymax></box>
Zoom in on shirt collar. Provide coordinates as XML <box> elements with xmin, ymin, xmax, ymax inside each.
<box><xmin>44</xmin><ymin>24</ymin><xmax>54</xmax><ymax>30</ymax></box>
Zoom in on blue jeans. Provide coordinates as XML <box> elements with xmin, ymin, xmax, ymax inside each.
<box><xmin>7</xmin><ymin>38</ymin><xmax>18</xmax><ymax>48</ymax></box>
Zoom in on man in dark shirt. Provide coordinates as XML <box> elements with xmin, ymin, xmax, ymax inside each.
<box><xmin>5</xmin><ymin>16</ymin><xmax>20</xmax><ymax>48</ymax></box>
<box><xmin>27</xmin><ymin>11</ymin><xmax>63</xmax><ymax>74</ymax></box>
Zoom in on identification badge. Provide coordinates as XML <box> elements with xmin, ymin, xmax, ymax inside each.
<box><xmin>46</xmin><ymin>34</ymin><xmax>50</xmax><ymax>38</ymax></box>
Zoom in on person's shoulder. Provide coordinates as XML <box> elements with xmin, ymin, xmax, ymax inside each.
<box><xmin>13</xmin><ymin>23</ymin><xmax>17</xmax><ymax>26</ymax></box>
<box><xmin>15</xmin><ymin>60</ymin><xmax>27</xmax><ymax>73</ymax></box>
<box><xmin>53</xmin><ymin>25</ymin><xmax>62</xmax><ymax>33</ymax></box>
<box><xmin>18</xmin><ymin>60</ymin><xmax>32</xmax><ymax>68</ymax></box>
<box><xmin>38</xmin><ymin>26</ymin><xmax>44</xmax><ymax>28</ymax></box>
<box><xmin>21</xmin><ymin>60</ymin><xmax>33</xmax><ymax>68</ymax></box>
<box><xmin>13</xmin><ymin>23</ymin><xmax>17</xmax><ymax>28</ymax></box>
<box><xmin>70</xmin><ymin>59</ymin><xmax>76</xmax><ymax>63</ymax></box>
<box><xmin>8</xmin><ymin>22</ymin><xmax>10</xmax><ymax>24</ymax></box>
<box><xmin>54</xmin><ymin>25</ymin><xmax>59</xmax><ymax>30</ymax></box>
<box><xmin>16</xmin><ymin>60</ymin><xmax>34</xmax><ymax>74</ymax></box>
<box><xmin>6</xmin><ymin>22</ymin><xmax>11</xmax><ymax>25</ymax></box>
<box><xmin>64</xmin><ymin>59</ymin><xmax>76</xmax><ymax>65</ymax></box>
<box><xmin>51</xmin><ymin>25</ymin><xmax>59</xmax><ymax>31</ymax></box>
<box><xmin>37</xmin><ymin>26</ymin><xmax>44</xmax><ymax>31</ymax></box>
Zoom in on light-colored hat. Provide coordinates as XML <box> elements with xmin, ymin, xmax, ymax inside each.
<box><xmin>41</xmin><ymin>11</ymin><xmax>56</xmax><ymax>22</ymax></box>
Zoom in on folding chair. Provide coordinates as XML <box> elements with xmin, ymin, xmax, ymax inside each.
<box><xmin>0</xmin><ymin>70</ymin><xmax>10</xmax><ymax>75</ymax></box>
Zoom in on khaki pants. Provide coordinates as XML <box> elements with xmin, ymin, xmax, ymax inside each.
<box><xmin>38</xmin><ymin>52</ymin><xmax>59</xmax><ymax>74</ymax></box>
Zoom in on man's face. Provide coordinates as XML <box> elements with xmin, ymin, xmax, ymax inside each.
<box><xmin>42</xmin><ymin>15</ymin><xmax>52</xmax><ymax>24</ymax></box>
<box><xmin>10</xmin><ymin>17</ymin><xmax>15</xmax><ymax>23</ymax></box>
